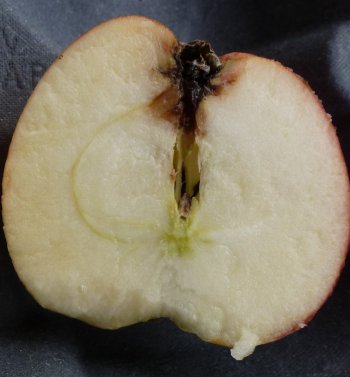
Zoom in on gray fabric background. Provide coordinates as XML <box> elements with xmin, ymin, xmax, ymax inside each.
<box><xmin>1</xmin><ymin>1</ymin><xmax>350</xmax><ymax>376</ymax></box>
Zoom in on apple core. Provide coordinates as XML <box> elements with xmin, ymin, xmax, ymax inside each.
<box><xmin>169</xmin><ymin>41</ymin><xmax>222</xmax><ymax>219</ymax></box>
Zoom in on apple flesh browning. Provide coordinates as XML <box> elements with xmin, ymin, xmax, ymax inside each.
<box><xmin>2</xmin><ymin>16</ymin><xmax>350</xmax><ymax>360</ymax></box>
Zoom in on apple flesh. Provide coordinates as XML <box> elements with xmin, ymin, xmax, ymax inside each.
<box><xmin>2</xmin><ymin>16</ymin><xmax>350</xmax><ymax>360</ymax></box>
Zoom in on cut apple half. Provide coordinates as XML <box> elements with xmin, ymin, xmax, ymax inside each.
<box><xmin>2</xmin><ymin>16</ymin><xmax>350</xmax><ymax>360</ymax></box>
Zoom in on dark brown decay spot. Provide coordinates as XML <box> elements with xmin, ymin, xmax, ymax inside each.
<box><xmin>173</xmin><ymin>40</ymin><xmax>222</xmax><ymax>133</ymax></box>
<box><xmin>156</xmin><ymin>40</ymin><xmax>223</xmax><ymax>133</ymax></box>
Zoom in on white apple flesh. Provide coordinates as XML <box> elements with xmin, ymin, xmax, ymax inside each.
<box><xmin>2</xmin><ymin>16</ymin><xmax>350</xmax><ymax>360</ymax></box>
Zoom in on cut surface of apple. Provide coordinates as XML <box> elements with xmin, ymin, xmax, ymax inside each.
<box><xmin>2</xmin><ymin>16</ymin><xmax>350</xmax><ymax>360</ymax></box>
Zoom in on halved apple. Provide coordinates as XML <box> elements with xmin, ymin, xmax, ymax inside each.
<box><xmin>2</xmin><ymin>16</ymin><xmax>350</xmax><ymax>360</ymax></box>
